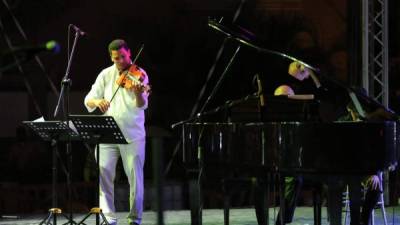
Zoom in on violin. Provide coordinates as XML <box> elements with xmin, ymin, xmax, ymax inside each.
<box><xmin>116</xmin><ymin>64</ymin><xmax>151</xmax><ymax>92</ymax></box>
<box><xmin>109</xmin><ymin>44</ymin><xmax>147</xmax><ymax>104</ymax></box>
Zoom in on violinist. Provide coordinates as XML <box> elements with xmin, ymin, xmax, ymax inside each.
<box><xmin>84</xmin><ymin>39</ymin><xmax>149</xmax><ymax>225</ymax></box>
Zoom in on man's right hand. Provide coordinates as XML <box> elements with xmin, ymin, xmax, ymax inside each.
<box><xmin>94</xmin><ymin>99</ymin><xmax>110</xmax><ymax>113</ymax></box>
<box><xmin>365</xmin><ymin>175</ymin><xmax>381</xmax><ymax>191</ymax></box>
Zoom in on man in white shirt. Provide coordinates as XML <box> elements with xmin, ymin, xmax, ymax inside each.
<box><xmin>84</xmin><ymin>39</ymin><xmax>149</xmax><ymax>225</ymax></box>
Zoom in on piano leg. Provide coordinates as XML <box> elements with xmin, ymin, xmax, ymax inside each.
<box><xmin>265</xmin><ymin>175</ymin><xmax>270</xmax><ymax>225</ymax></box>
<box><xmin>326</xmin><ymin>178</ymin><xmax>344</xmax><ymax>225</ymax></box>
<box><xmin>254</xmin><ymin>176</ymin><xmax>269</xmax><ymax>225</ymax></box>
<box><xmin>223</xmin><ymin>195</ymin><xmax>230</xmax><ymax>225</ymax></box>
<box><xmin>276</xmin><ymin>176</ymin><xmax>303</xmax><ymax>225</ymax></box>
<box><xmin>222</xmin><ymin>179</ymin><xmax>230</xmax><ymax>225</ymax></box>
<box><xmin>189</xmin><ymin>178</ymin><xmax>202</xmax><ymax>225</ymax></box>
<box><xmin>348</xmin><ymin>179</ymin><xmax>362</xmax><ymax>225</ymax></box>
<box><xmin>278</xmin><ymin>175</ymin><xmax>286</xmax><ymax>225</ymax></box>
<box><xmin>313</xmin><ymin>186</ymin><xmax>322</xmax><ymax>225</ymax></box>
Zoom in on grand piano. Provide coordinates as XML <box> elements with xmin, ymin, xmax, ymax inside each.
<box><xmin>181</xmin><ymin>91</ymin><xmax>399</xmax><ymax>225</ymax></box>
<box><xmin>178</xmin><ymin>18</ymin><xmax>399</xmax><ymax>225</ymax></box>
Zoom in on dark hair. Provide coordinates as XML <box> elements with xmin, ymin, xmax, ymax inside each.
<box><xmin>108</xmin><ymin>39</ymin><xmax>129</xmax><ymax>53</ymax></box>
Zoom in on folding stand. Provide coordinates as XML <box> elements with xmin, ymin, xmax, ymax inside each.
<box><xmin>69</xmin><ymin>115</ymin><xmax>127</xmax><ymax>225</ymax></box>
<box><xmin>23</xmin><ymin>121</ymin><xmax>80</xmax><ymax>225</ymax></box>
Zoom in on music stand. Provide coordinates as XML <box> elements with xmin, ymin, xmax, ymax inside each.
<box><xmin>69</xmin><ymin>115</ymin><xmax>127</xmax><ymax>225</ymax></box>
<box><xmin>23</xmin><ymin>121</ymin><xmax>80</xmax><ymax>225</ymax></box>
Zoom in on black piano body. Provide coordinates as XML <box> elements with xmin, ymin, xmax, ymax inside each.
<box><xmin>181</xmin><ymin>79</ymin><xmax>400</xmax><ymax>225</ymax></box>
<box><xmin>181</xmin><ymin>93</ymin><xmax>400</xmax><ymax>225</ymax></box>
<box><xmin>183</xmin><ymin>121</ymin><xmax>399</xmax><ymax>174</ymax></box>
<box><xmin>182</xmin><ymin>120</ymin><xmax>399</xmax><ymax>225</ymax></box>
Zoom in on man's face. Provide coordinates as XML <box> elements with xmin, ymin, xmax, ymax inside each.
<box><xmin>110</xmin><ymin>48</ymin><xmax>131</xmax><ymax>71</ymax></box>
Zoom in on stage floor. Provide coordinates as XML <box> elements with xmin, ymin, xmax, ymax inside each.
<box><xmin>0</xmin><ymin>207</ymin><xmax>398</xmax><ymax>225</ymax></box>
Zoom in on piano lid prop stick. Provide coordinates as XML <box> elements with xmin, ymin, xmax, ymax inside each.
<box><xmin>287</xmin><ymin>94</ymin><xmax>315</xmax><ymax>100</ymax></box>
<box><xmin>309</xmin><ymin>69</ymin><xmax>321</xmax><ymax>89</ymax></box>
<box><xmin>256</xmin><ymin>74</ymin><xmax>265</xmax><ymax>107</ymax></box>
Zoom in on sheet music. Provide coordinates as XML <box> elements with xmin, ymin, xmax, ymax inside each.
<box><xmin>31</xmin><ymin>117</ymin><xmax>79</xmax><ymax>135</ymax></box>
<box><xmin>33</xmin><ymin>116</ymin><xmax>45</xmax><ymax>122</ymax></box>
<box><xmin>67</xmin><ymin>121</ymin><xmax>78</xmax><ymax>134</ymax></box>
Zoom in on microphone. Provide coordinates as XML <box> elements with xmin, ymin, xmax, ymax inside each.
<box><xmin>255</xmin><ymin>74</ymin><xmax>265</xmax><ymax>107</ymax></box>
<box><xmin>70</xmin><ymin>24</ymin><xmax>87</xmax><ymax>36</ymax></box>
<box><xmin>2</xmin><ymin>40</ymin><xmax>61</xmax><ymax>56</ymax></box>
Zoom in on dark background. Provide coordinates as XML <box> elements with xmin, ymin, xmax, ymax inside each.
<box><xmin>0</xmin><ymin>0</ymin><xmax>399</xmax><ymax>213</ymax></box>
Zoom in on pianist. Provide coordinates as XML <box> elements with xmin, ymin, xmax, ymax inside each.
<box><xmin>338</xmin><ymin>101</ymin><xmax>383</xmax><ymax>225</ymax></box>
<box><xmin>256</xmin><ymin>72</ymin><xmax>385</xmax><ymax>225</ymax></box>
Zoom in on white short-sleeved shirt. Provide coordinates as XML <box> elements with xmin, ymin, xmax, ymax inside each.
<box><xmin>84</xmin><ymin>64</ymin><xmax>149</xmax><ymax>143</ymax></box>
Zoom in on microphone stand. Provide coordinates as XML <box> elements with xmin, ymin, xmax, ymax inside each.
<box><xmin>54</xmin><ymin>29</ymin><xmax>80</xmax><ymax>118</ymax></box>
<box><xmin>53</xmin><ymin>28</ymin><xmax>82</xmax><ymax>225</ymax></box>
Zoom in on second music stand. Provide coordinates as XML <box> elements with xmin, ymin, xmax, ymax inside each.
<box><xmin>23</xmin><ymin>120</ymin><xmax>80</xmax><ymax>225</ymax></box>
<box><xmin>69</xmin><ymin>115</ymin><xmax>127</xmax><ymax>225</ymax></box>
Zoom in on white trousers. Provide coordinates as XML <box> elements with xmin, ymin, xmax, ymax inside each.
<box><xmin>97</xmin><ymin>140</ymin><xmax>145</xmax><ymax>224</ymax></box>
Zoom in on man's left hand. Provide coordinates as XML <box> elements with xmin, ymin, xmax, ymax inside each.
<box><xmin>130</xmin><ymin>82</ymin><xmax>146</xmax><ymax>96</ymax></box>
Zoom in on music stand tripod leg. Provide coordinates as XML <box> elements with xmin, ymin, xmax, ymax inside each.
<box><xmin>76</xmin><ymin>211</ymin><xmax>92</xmax><ymax>225</ymax></box>
<box><xmin>99</xmin><ymin>210</ymin><xmax>110</xmax><ymax>225</ymax></box>
<box><xmin>39</xmin><ymin>139</ymin><xmax>63</xmax><ymax>225</ymax></box>
<box><xmin>40</xmin><ymin>208</ymin><xmax>63</xmax><ymax>225</ymax></box>
<box><xmin>62</xmin><ymin>213</ymin><xmax>77</xmax><ymax>225</ymax></box>
<box><xmin>39</xmin><ymin>212</ymin><xmax>52</xmax><ymax>225</ymax></box>
<box><xmin>48</xmin><ymin>142</ymin><xmax>77</xmax><ymax>225</ymax></box>
<box><xmin>95</xmin><ymin>141</ymin><xmax>111</xmax><ymax>225</ymax></box>
<box><xmin>62</xmin><ymin>142</ymin><xmax>78</xmax><ymax>225</ymax></box>
<box><xmin>77</xmin><ymin>141</ymin><xmax>110</xmax><ymax>225</ymax></box>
